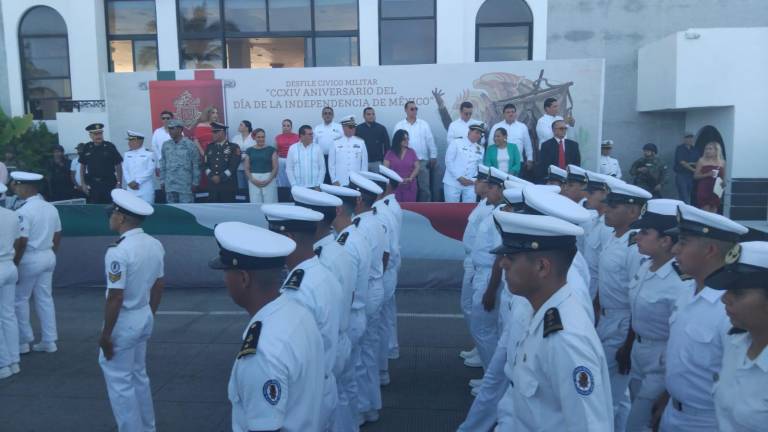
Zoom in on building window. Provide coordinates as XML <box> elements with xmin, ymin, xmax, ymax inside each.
<box><xmin>106</xmin><ymin>0</ymin><xmax>159</xmax><ymax>72</ymax></box>
<box><xmin>475</xmin><ymin>0</ymin><xmax>533</xmax><ymax>62</ymax></box>
<box><xmin>176</xmin><ymin>0</ymin><xmax>359</xmax><ymax>69</ymax></box>
<box><xmin>379</xmin><ymin>0</ymin><xmax>436</xmax><ymax>65</ymax></box>
<box><xmin>18</xmin><ymin>6</ymin><xmax>72</xmax><ymax>120</ymax></box>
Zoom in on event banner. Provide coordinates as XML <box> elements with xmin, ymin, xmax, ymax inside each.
<box><xmin>105</xmin><ymin>60</ymin><xmax>605</xmax><ymax>177</ymax></box>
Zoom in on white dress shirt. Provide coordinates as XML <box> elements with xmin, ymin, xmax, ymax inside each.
<box><xmin>664</xmin><ymin>287</ymin><xmax>730</xmax><ymax>412</ymax></box>
<box><xmin>16</xmin><ymin>194</ymin><xmax>61</xmax><ymax>254</ymax></box>
<box><xmin>328</xmin><ymin>135</ymin><xmax>367</xmax><ymax>185</ymax></box>
<box><xmin>122</xmin><ymin>148</ymin><xmax>156</xmax><ymax>202</ymax></box>
<box><xmin>490</xmin><ymin>120</ymin><xmax>534</xmax><ymax>162</ymax></box>
<box><xmin>335</xmin><ymin>222</ymin><xmax>372</xmax><ymax>312</ymax></box>
<box><xmin>599</xmin><ymin>155</ymin><xmax>622</xmax><ymax>179</ymax></box>
<box><xmin>104</xmin><ymin>228</ymin><xmax>164</xmax><ymax>311</ymax></box>
<box><xmin>629</xmin><ymin>259</ymin><xmax>691</xmax><ymax>341</ymax></box>
<box><xmin>393</xmin><ymin>118</ymin><xmax>437</xmax><ymax>161</ymax></box>
<box><xmin>443</xmin><ymin>137</ymin><xmax>484</xmax><ymax>188</ymax></box>
<box><xmin>313</xmin><ymin>122</ymin><xmax>342</xmax><ymax>155</ymax></box>
<box><xmin>355</xmin><ymin>210</ymin><xmax>387</xmax><ymax>315</ymax></box>
<box><xmin>228</xmin><ymin>295</ymin><xmax>324</xmax><ymax>432</ymax></box>
<box><xmin>0</xmin><ymin>207</ymin><xmax>19</xmax><ymax>262</ymax></box>
<box><xmin>714</xmin><ymin>332</ymin><xmax>768</xmax><ymax>432</ymax></box>
<box><xmin>536</xmin><ymin>114</ymin><xmax>564</xmax><ymax>146</ymax></box>
<box><xmin>447</xmin><ymin>118</ymin><xmax>483</xmax><ymax>142</ymax></box>
<box><xmin>506</xmin><ymin>282</ymin><xmax>614</xmax><ymax>431</ymax></box>
<box><xmin>151</xmin><ymin>127</ymin><xmax>171</xmax><ymax>161</ymax></box>
<box><xmin>286</xmin><ymin>142</ymin><xmax>325</xmax><ymax>187</ymax></box>
<box><xmin>70</xmin><ymin>158</ymin><xmax>83</xmax><ymax>186</ymax></box>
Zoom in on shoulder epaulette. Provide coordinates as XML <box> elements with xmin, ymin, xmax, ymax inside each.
<box><xmin>108</xmin><ymin>236</ymin><xmax>125</xmax><ymax>248</ymax></box>
<box><xmin>672</xmin><ymin>262</ymin><xmax>693</xmax><ymax>281</ymax></box>
<box><xmin>314</xmin><ymin>246</ymin><xmax>322</xmax><ymax>257</ymax></box>
<box><xmin>628</xmin><ymin>232</ymin><xmax>638</xmax><ymax>247</ymax></box>
<box><xmin>728</xmin><ymin>327</ymin><xmax>747</xmax><ymax>335</ymax></box>
<box><xmin>237</xmin><ymin>321</ymin><xmax>262</xmax><ymax>359</ymax></box>
<box><xmin>352</xmin><ymin>217</ymin><xmax>360</xmax><ymax>227</ymax></box>
<box><xmin>372</xmin><ymin>207</ymin><xmax>378</xmax><ymax>215</ymax></box>
<box><xmin>543</xmin><ymin>307</ymin><xmax>564</xmax><ymax>337</ymax></box>
<box><xmin>337</xmin><ymin>232</ymin><xmax>349</xmax><ymax>246</ymax></box>
<box><xmin>384</xmin><ymin>199</ymin><xmax>390</xmax><ymax>206</ymax></box>
<box><xmin>283</xmin><ymin>269</ymin><xmax>304</xmax><ymax>290</ymax></box>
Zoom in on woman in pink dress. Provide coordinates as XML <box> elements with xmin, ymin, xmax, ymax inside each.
<box><xmin>694</xmin><ymin>141</ymin><xmax>726</xmax><ymax>213</ymax></box>
<box><xmin>384</xmin><ymin>129</ymin><xmax>420</xmax><ymax>202</ymax></box>
<box><xmin>274</xmin><ymin>119</ymin><xmax>299</xmax><ymax>188</ymax></box>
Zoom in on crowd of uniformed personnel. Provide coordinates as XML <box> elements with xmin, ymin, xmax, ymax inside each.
<box><xmin>1</xmin><ymin>117</ymin><xmax>767</xmax><ymax>432</ymax></box>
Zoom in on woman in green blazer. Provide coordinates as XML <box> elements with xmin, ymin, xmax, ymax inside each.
<box><xmin>483</xmin><ymin>128</ymin><xmax>521</xmax><ymax>175</ymax></box>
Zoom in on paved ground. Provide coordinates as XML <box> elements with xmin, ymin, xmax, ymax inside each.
<box><xmin>0</xmin><ymin>286</ymin><xmax>478</xmax><ymax>431</ymax></box>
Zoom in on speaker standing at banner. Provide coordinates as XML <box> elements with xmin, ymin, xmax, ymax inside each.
<box><xmin>204</xmin><ymin>122</ymin><xmax>241</xmax><ymax>203</ymax></box>
<box><xmin>79</xmin><ymin>123</ymin><xmax>124</xmax><ymax>204</ymax></box>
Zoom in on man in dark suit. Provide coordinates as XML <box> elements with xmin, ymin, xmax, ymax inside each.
<box><xmin>536</xmin><ymin>120</ymin><xmax>581</xmax><ymax>183</ymax></box>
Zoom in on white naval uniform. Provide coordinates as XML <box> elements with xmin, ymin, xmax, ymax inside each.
<box><xmin>714</xmin><ymin>332</ymin><xmax>768</xmax><ymax>432</ymax></box>
<box><xmin>314</xmin><ymin>232</ymin><xmax>357</xmax><ymax>432</ymax></box>
<box><xmin>379</xmin><ymin>195</ymin><xmax>403</xmax><ymax>357</ymax></box>
<box><xmin>597</xmin><ymin>229</ymin><xmax>645</xmax><ymax>432</ymax></box>
<box><xmin>354</xmin><ymin>209</ymin><xmax>388</xmax><ymax>415</ymax></box>
<box><xmin>599</xmin><ymin>155</ymin><xmax>622</xmax><ymax>179</ymax></box>
<box><xmin>489</xmin><ymin>120</ymin><xmax>534</xmax><ymax>162</ymax></box>
<box><xmin>443</xmin><ymin>137</ymin><xmax>484</xmax><ymax>203</ymax></box>
<box><xmin>122</xmin><ymin>148</ymin><xmax>156</xmax><ymax>203</ymax></box>
<box><xmin>501</xmin><ymin>282</ymin><xmax>614</xmax><ymax>431</ymax></box>
<box><xmin>660</xmin><ymin>286</ymin><xmax>729</xmax><ymax>431</ymax></box>
<box><xmin>15</xmin><ymin>194</ymin><xmax>61</xmax><ymax>346</ymax></box>
<box><xmin>372</xmin><ymin>198</ymin><xmax>400</xmax><ymax>376</ymax></box>
<box><xmin>461</xmin><ymin>199</ymin><xmax>493</xmax><ymax>332</ymax></box>
<box><xmin>333</xmin><ymin>222</ymin><xmax>371</xmax><ymax>432</ymax></box>
<box><xmin>579</xmin><ymin>210</ymin><xmax>611</xmax><ymax>300</ymax></box>
<box><xmin>99</xmin><ymin>228</ymin><xmax>164</xmax><ymax>432</ymax></box>
<box><xmin>329</xmin><ymin>135</ymin><xmax>368</xmax><ymax>186</ymax></box>
<box><xmin>0</xmin><ymin>207</ymin><xmax>19</xmax><ymax>369</ymax></box>
<box><xmin>469</xmin><ymin>202</ymin><xmax>503</xmax><ymax>368</ymax></box>
<box><xmin>447</xmin><ymin>118</ymin><xmax>484</xmax><ymax>142</ymax></box>
<box><xmin>281</xmin><ymin>256</ymin><xmax>343</xmax><ymax>426</ymax></box>
<box><xmin>625</xmin><ymin>259</ymin><xmax>693</xmax><ymax>432</ymax></box>
<box><xmin>228</xmin><ymin>295</ymin><xmax>324</xmax><ymax>432</ymax></box>
<box><xmin>314</xmin><ymin>122</ymin><xmax>343</xmax><ymax>156</ymax></box>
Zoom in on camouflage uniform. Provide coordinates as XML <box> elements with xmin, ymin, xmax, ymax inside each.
<box><xmin>160</xmin><ymin>137</ymin><xmax>200</xmax><ymax>203</ymax></box>
<box><xmin>629</xmin><ymin>156</ymin><xmax>667</xmax><ymax>197</ymax></box>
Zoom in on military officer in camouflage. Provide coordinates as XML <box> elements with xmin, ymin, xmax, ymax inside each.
<box><xmin>160</xmin><ymin>120</ymin><xmax>200</xmax><ymax>203</ymax></box>
<box><xmin>204</xmin><ymin>122</ymin><xmax>241</xmax><ymax>203</ymax></box>
<box><xmin>629</xmin><ymin>143</ymin><xmax>667</xmax><ymax>197</ymax></box>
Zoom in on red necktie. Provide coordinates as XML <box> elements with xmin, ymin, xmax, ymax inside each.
<box><xmin>558</xmin><ymin>139</ymin><xmax>566</xmax><ymax>168</ymax></box>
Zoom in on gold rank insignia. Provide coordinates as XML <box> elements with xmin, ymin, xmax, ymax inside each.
<box><xmin>724</xmin><ymin>244</ymin><xmax>742</xmax><ymax>265</ymax></box>
<box><xmin>543</xmin><ymin>307</ymin><xmax>564</xmax><ymax>338</ymax></box>
<box><xmin>237</xmin><ymin>321</ymin><xmax>262</xmax><ymax>359</ymax></box>
<box><xmin>284</xmin><ymin>269</ymin><xmax>305</xmax><ymax>290</ymax></box>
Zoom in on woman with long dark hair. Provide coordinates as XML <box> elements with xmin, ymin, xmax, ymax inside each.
<box><xmin>384</xmin><ymin>129</ymin><xmax>419</xmax><ymax>202</ymax></box>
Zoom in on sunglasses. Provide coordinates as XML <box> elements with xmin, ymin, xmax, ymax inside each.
<box><xmin>409</xmin><ymin>107</ymin><xmax>418</xmax><ymax>111</ymax></box>
<box><xmin>161</xmin><ymin>117</ymin><xmax>171</xmax><ymax>120</ymax></box>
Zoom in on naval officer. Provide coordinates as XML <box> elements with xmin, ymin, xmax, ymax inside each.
<box><xmin>493</xmin><ymin>209</ymin><xmax>613</xmax><ymax>431</ymax></box>
<box><xmin>12</xmin><ymin>171</ymin><xmax>61</xmax><ymax>354</ymax></box>
<box><xmin>79</xmin><ymin>123</ymin><xmax>123</xmax><ymax>204</ymax></box>
<box><xmin>122</xmin><ymin>131</ymin><xmax>156</xmax><ymax>204</ymax></box>
<box><xmin>210</xmin><ymin>222</ymin><xmax>324</xmax><ymax>432</ymax></box>
<box><xmin>99</xmin><ymin>189</ymin><xmax>165</xmax><ymax>431</ymax></box>
<box><xmin>329</xmin><ymin>116</ymin><xmax>368</xmax><ymax>186</ymax></box>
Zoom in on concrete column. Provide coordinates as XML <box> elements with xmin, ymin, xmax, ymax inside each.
<box><xmin>156</xmin><ymin>0</ymin><xmax>180</xmax><ymax>70</ymax></box>
<box><xmin>358</xmin><ymin>0</ymin><xmax>379</xmax><ymax>66</ymax></box>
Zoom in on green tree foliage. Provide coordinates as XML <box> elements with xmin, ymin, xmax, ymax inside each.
<box><xmin>0</xmin><ymin>109</ymin><xmax>58</xmax><ymax>173</ymax></box>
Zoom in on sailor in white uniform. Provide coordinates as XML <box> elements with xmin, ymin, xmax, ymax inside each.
<box><xmin>378</xmin><ymin>165</ymin><xmax>404</xmax><ymax>361</ymax></box>
<box><xmin>599</xmin><ymin>140</ymin><xmax>623</xmax><ymax>179</ymax></box>
<box><xmin>657</xmin><ymin>205</ymin><xmax>748</xmax><ymax>431</ymax></box>
<box><xmin>121</xmin><ymin>131</ymin><xmax>156</xmax><ymax>203</ymax></box>
<box><xmin>443</xmin><ymin>123</ymin><xmax>485</xmax><ymax>203</ymax></box>
<box><xmin>544</xmin><ymin>164</ymin><xmax>567</xmax><ymax>189</ymax></box>
<box><xmin>11</xmin><ymin>171</ymin><xmax>62</xmax><ymax>354</ymax></box>
<box><xmin>329</xmin><ymin>116</ymin><xmax>367</xmax><ymax>186</ymax></box>
<box><xmin>494</xmin><ymin>209</ymin><xmax>613</xmax><ymax>431</ymax></box>
<box><xmin>99</xmin><ymin>189</ymin><xmax>165</xmax><ymax>431</ymax></box>
<box><xmin>210</xmin><ymin>222</ymin><xmax>324</xmax><ymax>432</ymax></box>
<box><xmin>0</xmin><ymin>183</ymin><xmax>20</xmax><ymax>379</ymax></box>
<box><xmin>598</xmin><ymin>182</ymin><xmax>652</xmax><ymax>432</ymax></box>
<box><xmin>706</xmin><ymin>241</ymin><xmax>768</xmax><ymax>432</ymax></box>
<box><xmin>261</xmin><ymin>204</ymin><xmax>344</xmax><ymax>429</ymax></box>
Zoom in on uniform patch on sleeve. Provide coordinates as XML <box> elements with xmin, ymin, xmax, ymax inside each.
<box><xmin>263</xmin><ymin>379</ymin><xmax>282</xmax><ymax>405</ymax></box>
<box><xmin>108</xmin><ymin>261</ymin><xmax>122</xmax><ymax>283</ymax></box>
<box><xmin>573</xmin><ymin>366</ymin><xmax>594</xmax><ymax>395</ymax></box>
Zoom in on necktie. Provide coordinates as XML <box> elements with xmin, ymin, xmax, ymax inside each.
<box><xmin>558</xmin><ymin>139</ymin><xmax>566</xmax><ymax>168</ymax></box>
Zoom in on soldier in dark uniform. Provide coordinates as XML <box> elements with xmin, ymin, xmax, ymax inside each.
<box><xmin>79</xmin><ymin>123</ymin><xmax>123</xmax><ymax>204</ymax></box>
<box><xmin>204</xmin><ymin>122</ymin><xmax>240</xmax><ymax>203</ymax></box>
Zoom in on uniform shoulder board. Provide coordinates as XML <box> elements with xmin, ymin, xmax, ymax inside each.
<box><xmin>672</xmin><ymin>262</ymin><xmax>693</xmax><ymax>281</ymax></box>
<box><xmin>384</xmin><ymin>199</ymin><xmax>390</xmax><ymax>206</ymax></box>
<box><xmin>352</xmin><ymin>217</ymin><xmax>361</xmax><ymax>227</ymax></box>
<box><xmin>543</xmin><ymin>307</ymin><xmax>564</xmax><ymax>337</ymax></box>
<box><xmin>314</xmin><ymin>246</ymin><xmax>323</xmax><ymax>257</ymax></box>
<box><xmin>284</xmin><ymin>269</ymin><xmax>305</xmax><ymax>290</ymax></box>
<box><xmin>337</xmin><ymin>232</ymin><xmax>349</xmax><ymax>246</ymax></box>
<box><xmin>372</xmin><ymin>207</ymin><xmax>378</xmax><ymax>215</ymax></box>
<box><xmin>728</xmin><ymin>327</ymin><xmax>747</xmax><ymax>335</ymax></box>
<box><xmin>108</xmin><ymin>236</ymin><xmax>125</xmax><ymax>248</ymax></box>
<box><xmin>628</xmin><ymin>232</ymin><xmax>638</xmax><ymax>247</ymax></box>
<box><xmin>237</xmin><ymin>321</ymin><xmax>262</xmax><ymax>359</ymax></box>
